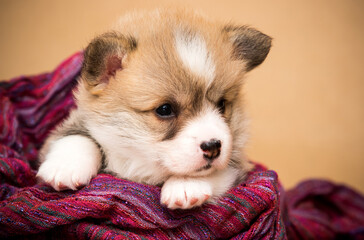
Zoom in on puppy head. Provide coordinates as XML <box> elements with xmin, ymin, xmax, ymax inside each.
<box><xmin>77</xmin><ymin>10</ymin><xmax>271</xmax><ymax>179</ymax></box>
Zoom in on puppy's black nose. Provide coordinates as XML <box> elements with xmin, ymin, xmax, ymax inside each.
<box><xmin>200</xmin><ymin>139</ymin><xmax>221</xmax><ymax>162</ymax></box>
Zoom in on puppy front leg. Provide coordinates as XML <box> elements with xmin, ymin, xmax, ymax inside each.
<box><xmin>161</xmin><ymin>167</ymin><xmax>238</xmax><ymax>209</ymax></box>
<box><xmin>37</xmin><ymin>135</ymin><xmax>102</xmax><ymax>191</ymax></box>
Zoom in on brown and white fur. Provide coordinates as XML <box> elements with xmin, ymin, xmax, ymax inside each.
<box><xmin>37</xmin><ymin>9</ymin><xmax>271</xmax><ymax>209</ymax></box>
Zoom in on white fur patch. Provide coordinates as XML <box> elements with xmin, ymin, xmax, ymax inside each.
<box><xmin>161</xmin><ymin>176</ymin><xmax>212</xmax><ymax>209</ymax></box>
<box><xmin>37</xmin><ymin>135</ymin><xmax>101</xmax><ymax>191</ymax></box>
<box><xmin>175</xmin><ymin>31</ymin><xmax>216</xmax><ymax>83</ymax></box>
<box><xmin>160</xmin><ymin>167</ymin><xmax>239</xmax><ymax>209</ymax></box>
<box><xmin>87</xmin><ymin>114</ymin><xmax>171</xmax><ymax>186</ymax></box>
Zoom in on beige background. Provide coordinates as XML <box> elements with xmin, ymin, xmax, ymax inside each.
<box><xmin>1</xmin><ymin>0</ymin><xmax>363</xmax><ymax>193</ymax></box>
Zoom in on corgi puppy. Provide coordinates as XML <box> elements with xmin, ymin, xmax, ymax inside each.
<box><xmin>37</xmin><ymin>9</ymin><xmax>271</xmax><ymax>209</ymax></box>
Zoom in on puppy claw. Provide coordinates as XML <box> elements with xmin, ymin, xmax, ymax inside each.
<box><xmin>161</xmin><ymin>196</ymin><xmax>169</xmax><ymax>207</ymax></box>
<box><xmin>57</xmin><ymin>182</ymin><xmax>67</xmax><ymax>190</ymax></box>
<box><xmin>175</xmin><ymin>200</ymin><xmax>183</xmax><ymax>207</ymax></box>
<box><xmin>190</xmin><ymin>198</ymin><xmax>199</xmax><ymax>206</ymax></box>
<box><xmin>74</xmin><ymin>181</ymin><xmax>81</xmax><ymax>188</ymax></box>
<box><xmin>204</xmin><ymin>194</ymin><xmax>211</xmax><ymax>202</ymax></box>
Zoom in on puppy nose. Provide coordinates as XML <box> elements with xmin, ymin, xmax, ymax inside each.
<box><xmin>200</xmin><ymin>139</ymin><xmax>221</xmax><ymax>162</ymax></box>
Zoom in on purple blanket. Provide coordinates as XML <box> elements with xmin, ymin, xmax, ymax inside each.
<box><xmin>1</xmin><ymin>52</ymin><xmax>363</xmax><ymax>239</ymax></box>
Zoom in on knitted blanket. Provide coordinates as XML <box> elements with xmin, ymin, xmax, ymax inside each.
<box><xmin>1</xmin><ymin>52</ymin><xmax>363</xmax><ymax>239</ymax></box>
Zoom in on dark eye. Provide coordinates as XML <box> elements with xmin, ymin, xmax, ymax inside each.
<box><xmin>155</xmin><ymin>103</ymin><xmax>175</xmax><ymax>118</ymax></box>
<box><xmin>217</xmin><ymin>99</ymin><xmax>226</xmax><ymax>114</ymax></box>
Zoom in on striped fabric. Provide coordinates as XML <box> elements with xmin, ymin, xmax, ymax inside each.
<box><xmin>0</xmin><ymin>52</ymin><xmax>363</xmax><ymax>239</ymax></box>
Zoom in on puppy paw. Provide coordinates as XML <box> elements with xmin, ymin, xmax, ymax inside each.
<box><xmin>161</xmin><ymin>177</ymin><xmax>212</xmax><ymax>209</ymax></box>
<box><xmin>37</xmin><ymin>135</ymin><xmax>101</xmax><ymax>191</ymax></box>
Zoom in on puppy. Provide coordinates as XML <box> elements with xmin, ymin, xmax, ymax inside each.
<box><xmin>37</xmin><ymin>9</ymin><xmax>271</xmax><ymax>209</ymax></box>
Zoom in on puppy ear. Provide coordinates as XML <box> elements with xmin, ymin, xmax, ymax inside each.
<box><xmin>82</xmin><ymin>32</ymin><xmax>137</xmax><ymax>93</ymax></box>
<box><xmin>223</xmin><ymin>25</ymin><xmax>272</xmax><ymax>71</ymax></box>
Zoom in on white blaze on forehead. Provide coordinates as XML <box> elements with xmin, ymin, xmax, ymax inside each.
<box><xmin>175</xmin><ymin>31</ymin><xmax>216</xmax><ymax>83</ymax></box>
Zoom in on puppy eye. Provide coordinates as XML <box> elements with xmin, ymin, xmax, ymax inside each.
<box><xmin>217</xmin><ymin>99</ymin><xmax>226</xmax><ymax>114</ymax></box>
<box><xmin>155</xmin><ymin>103</ymin><xmax>175</xmax><ymax>118</ymax></box>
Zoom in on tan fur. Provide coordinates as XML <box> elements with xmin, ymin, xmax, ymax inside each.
<box><xmin>77</xmin><ymin>9</ymin><xmax>246</xmax><ymax>145</ymax></box>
